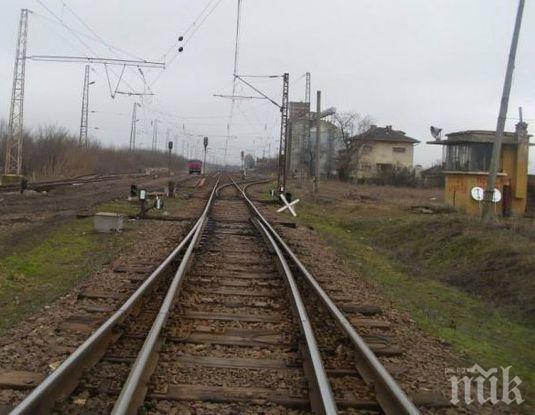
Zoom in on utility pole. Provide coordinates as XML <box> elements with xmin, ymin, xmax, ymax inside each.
<box><xmin>482</xmin><ymin>0</ymin><xmax>525</xmax><ymax>222</ymax></box>
<box><xmin>298</xmin><ymin>72</ymin><xmax>311</xmax><ymax>187</ymax></box>
<box><xmin>286</xmin><ymin>122</ymin><xmax>293</xmax><ymax>180</ymax></box>
<box><xmin>129</xmin><ymin>102</ymin><xmax>140</xmax><ymax>150</ymax></box>
<box><xmin>314</xmin><ymin>90</ymin><xmax>321</xmax><ymax>194</ymax></box>
<box><xmin>4</xmin><ymin>9</ymin><xmax>29</xmax><ymax>177</ymax></box>
<box><xmin>277</xmin><ymin>73</ymin><xmax>290</xmax><ymax>193</ymax></box>
<box><xmin>166</xmin><ymin>128</ymin><xmax>171</xmax><ymax>152</ymax></box>
<box><xmin>151</xmin><ymin>119</ymin><xmax>158</xmax><ymax>151</ymax></box>
<box><xmin>79</xmin><ymin>65</ymin><xmax>91</xmax><ymax>146</ymax></box>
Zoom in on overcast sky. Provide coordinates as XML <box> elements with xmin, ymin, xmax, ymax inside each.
<box><xmin>1</xmin><ymin>0</ymin><xmax>534</xmax><ymax>168</ymax></box>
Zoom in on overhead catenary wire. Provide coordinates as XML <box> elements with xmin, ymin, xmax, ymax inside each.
<box><xmin>60</xmin><ymin>1</ymin><xmax>144</xmax><ymax>60</ymax></box>
<box><xmin>61</xmin><ymin>0</ymin><xmax>153</xmax><ymax>95</ymax></box>
<box><xmin>225</xmin><ymin>0</ymin><xmax>244</xmax><ymax>165</ymax></box>
<box><xmin>33</xmin><ymin>0</ymin><xmax>151</xmax><ymax>97</ymax></box>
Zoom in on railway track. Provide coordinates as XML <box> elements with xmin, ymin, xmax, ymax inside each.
<box><xmin>8</xmin><ymin>175</ymin><xmax>420</xmax><ymax>414</ymax></box>
<box><xmin>0</xmin><ymin>172</ymin><xmax>150</xmax><ymax>193</ymax></box>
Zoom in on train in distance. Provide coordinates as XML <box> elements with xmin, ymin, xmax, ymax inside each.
<box><xmin>187</xmin><ymin>159</ymin><xmax>202</xmax><ymax>174</ymax></box>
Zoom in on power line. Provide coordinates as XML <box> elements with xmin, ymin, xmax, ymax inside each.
<box><xmin>60</xmin><ymin>0</ymin><xmax>156</xmax><ymax>96</ymax></box>
<box><xmin>226</xmin><ymin>0</ymin><xmax>244</xmax><ymax>166</ymax></box>
<box><xmin>33</xmin><ymin>0</ymin><xmax>146</xmax><ymax>96</ymax></box>
<box><xmin>150</xmin><ymin>0</ymin><xmax>224</xmax><ymax>88</ymax></box>
<box><xmin>161</xmin><ymin>0</ymin><xmax>218</xmax><ymax>60</ymax></box>
<box><xmin>61</xmin><ymin>1</ymin><xmax>143</xmax><ymax>60</ymax></box>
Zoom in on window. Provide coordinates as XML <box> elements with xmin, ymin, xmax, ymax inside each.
<box><xmin>444</xmin><ymin>143</ymin><xmax>492</xmax><ymax>171</ymax></box>
<box><xmin>362</xmin><ymin>144</ymin><xmax>373</xmax><ymax>153</ymax></box>
<box><xmin>360</xmin><ymin>162</ymin><xmax>372</xmax><ymax>171</ymax></box>
<box><xmin>377</xmin><ymin>163</ymin><xmax>393</xmax><ymax>173</ymax></box>
<box><xmin>393</xmin><ymin>147</ymin><xmax>406</xmax><ymax>153</ymax></box>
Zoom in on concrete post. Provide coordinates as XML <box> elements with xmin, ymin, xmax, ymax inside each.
<box><xmin>314</xmin><ymin>91</ymin><xmax>321</xmax><ymax>194</ymax></box>
<box><xmin>482</xmin><ymin>0</ymin><xmax>525</xmax><ymax>221</ymax></box>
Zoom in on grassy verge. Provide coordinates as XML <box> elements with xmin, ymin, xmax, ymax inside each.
<box><xmin>0</xmin><ymin>217</ymin><xmax>132</xmax><ymax>334</ymax></box>
<box><xmin>296</xmin><ymin>202</ymin><xmax>534</xmax><ymax>410</ymax></box>
<box><xmin>0</xmin><ymin>195</ymin><xmax>190</xmax><ymax>335</ymax></box>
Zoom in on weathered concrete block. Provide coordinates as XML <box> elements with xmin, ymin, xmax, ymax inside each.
<box><xmin>93</xmin><ymin>212</ymin><xmax>124</xmax><ymax>233</ymax></box>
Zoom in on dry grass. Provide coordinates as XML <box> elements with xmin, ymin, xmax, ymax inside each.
<box><xmin>0</xmin><ymin>123</ymin><xmax>186</xmax><ymax>180</ymax></box>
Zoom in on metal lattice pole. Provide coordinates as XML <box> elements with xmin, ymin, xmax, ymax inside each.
<box><xmin>129</xmin><ymin>102</ymin><xmax>140</xmax><ymax>151</ymax></box>
<box><xmin>5</xmin><ymin>9</ymin><xmax>29</xmax><ymax>176</ymax></box>
<box><xmin>277</xmin><ymin>73</ymin><xmax>289</xmax><ymax>193</ymax></box>
<box><xmin>79</xmin><ymin>65</ymin><xmax>90</xmax><ymax>146</ymax></box>
<box><xmin>314</xmin><ymin>90</ymin><xmax>321</xmax><ymax>194</ymax></box>
<box><xmin>299</xmin><ymin>72</ymin><xmax>311</xmax><ymax>186</ymax></box>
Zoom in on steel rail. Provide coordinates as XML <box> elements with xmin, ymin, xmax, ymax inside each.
<box><xmin>235</xmin><ymin>179</ymin><xmax>421</xmax><ymax>415</ymax></box>
<box><xmin>214</xmin><ymin>175</ymin><xmax>269</xmax><ymax>197</ymax></box>
<box><xmin>0</xmin><ymin>172</ymin><xmax>143</xmax><ymax>193</ymax></box>
<box><xmin>111</xmin><ymin>176</ymin><xmax>220</xmax><ymax>415</ymax></box>
<box><xmin>253</xmin><ymin>217</ymin><xmax>337</xmax><ymax>414</ymax></box>
<box><xmin>10</xmin><ymin>179</ymin><xmax>220</xmax><ymax>415</ymax></box>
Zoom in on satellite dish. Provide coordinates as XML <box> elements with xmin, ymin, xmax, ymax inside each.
<box><xmin>430</xmin><ymin>126</ymin><xmax>442</xmax><ymax>140</ymax></box>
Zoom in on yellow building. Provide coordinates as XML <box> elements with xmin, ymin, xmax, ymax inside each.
<box><xmin>430</xmin><ymin>122</ymin><xmax>531</xmax><ymax>216</ymax></box>
<box><xmin>355</xmin><ymin>125</ymin><xmax>420</xmax><ymax>179</ymax></box>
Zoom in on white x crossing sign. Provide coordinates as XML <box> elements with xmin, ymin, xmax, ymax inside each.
<box><xmin>277</xmin><ymin>194</ymin><xmax>300</xmax><ymax>217</ymax></box>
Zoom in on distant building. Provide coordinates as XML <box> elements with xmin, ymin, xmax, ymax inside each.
<box><xmin>287</xmin><ymin>102</ymin><xmax>342</xmax><ymax>178</ymax></box>
<box><xmin>420</xmin><ymin>164</ymin><xmax>445</xmax><ymax>188</ymax></box>
<box><xmin>429</xmin><ymin>122</ymin><xmax>531</xmax><ymax>216</ymax></box>
<box><xmin>351</xmin><ymin>125</ymin><xmax>420</xmax><ymax>180</ymax></box>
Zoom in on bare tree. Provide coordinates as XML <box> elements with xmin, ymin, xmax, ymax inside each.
<box><xmin>0</xmin><ymin>120</ymin><xmax>188</xmax><ymax>180</ymax></box>
<box><xmin>331</xmin><ymin>112</ymin><xmax>373</xmax><ymax>181</ymax></box>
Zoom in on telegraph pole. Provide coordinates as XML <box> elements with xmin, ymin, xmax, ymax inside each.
<box><xmin>314</xmin><ymin>90</ymin><xmax>321</xmax><ymax>194</ymax></box>
<box><xmin>151</xmin><ymin>119</ymin><xmax>158</xmax><ymax>151</ymax></box>
<box><xmin>129</xmin><ymin>102</ymin><xmax>140</xmax><ymax>150</ymax></box>
<box><xmin>4</xmin><ymin>9</ymin><xmax>29</xmax><ymax>177</ymax></box>
<box><xmin>79</xmin><ymin>65</ymin><xmax>91</xmax><ymax>146</ymax></box>
<box><xmin>277</xmin><ymin>73</ymin><xmax>290</xmax><ymax>193</ymax></box>
<box><xmin>482</xmin><ymin>0</ymin><xmax>525</xmax><ymax>222</ymax></box>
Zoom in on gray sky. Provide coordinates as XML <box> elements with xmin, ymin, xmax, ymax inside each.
<box><xmin>1</xmin><ymin>0</ymin><xmax>534</xmax><ymax>169</ymax></box>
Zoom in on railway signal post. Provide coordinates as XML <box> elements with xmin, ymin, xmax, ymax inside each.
<box><xmin>203</xmin><ymin>136</ymin><xmax>208</xmax><ymax>176</ymax></box>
